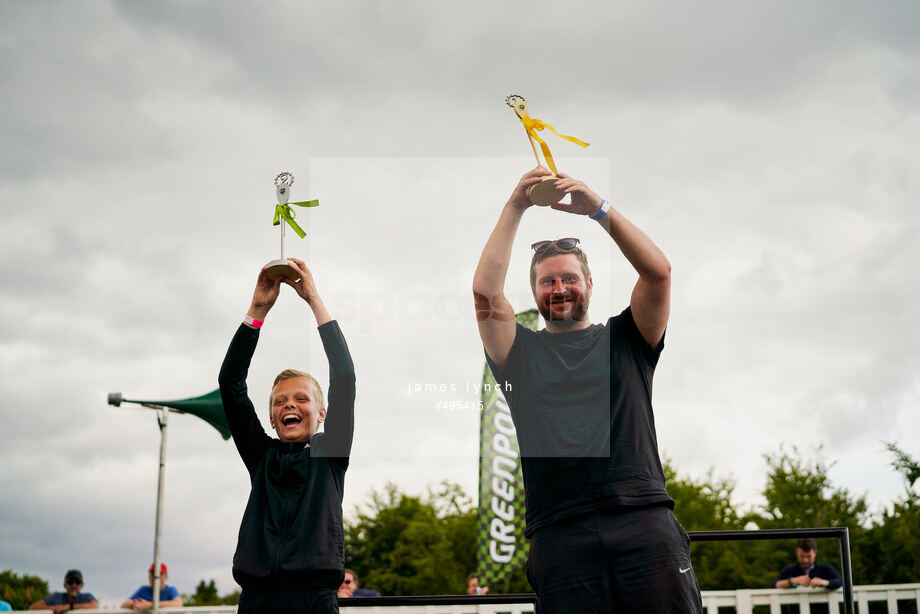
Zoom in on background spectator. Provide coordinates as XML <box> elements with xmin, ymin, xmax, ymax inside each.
<box><xmin>337</xmin><ymin>569</ymin><xmax>380</xmax><ymax>598</ymax></box>
<box><xmin>28</xmin><ymin>570</ymin><xmax>97</xmax><ymax>612</ymax></box>
<box><xmin>466</xmin><ymin>573</ymin><xmax>488</xmax><ymax>595</ymax></box>
<box><xmin>120</xmin><ymin>563</ymin><xmax>183</xmax><ymax>610</ymax></box>
<box><xmin>774</xmin><ymin>538</ymin><xmax>842</xmax><ymax>590</ymax></box>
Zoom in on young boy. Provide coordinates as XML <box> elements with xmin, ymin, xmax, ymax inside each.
<box><xmin>218</xmin><ymin>258</ymin><xmax>356</xmax><ymax>614</ymax></box>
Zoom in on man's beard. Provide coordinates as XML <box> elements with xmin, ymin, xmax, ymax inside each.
<box><xmin>537</xmin><ymin>293</ymin><xmax>590</xmax><ymax>325</ymax></box>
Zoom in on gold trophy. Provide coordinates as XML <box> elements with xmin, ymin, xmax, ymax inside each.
<box><xmin>505</xmin><ymin>94</ymin><xmax>590</xmax><ymax>206</ymax></box>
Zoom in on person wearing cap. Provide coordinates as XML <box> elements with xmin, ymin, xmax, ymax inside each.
<box><xmin>472</xmin><ymin>168</ymin><xmax>702</xmax><ymax>613</ymax></box>
<box><xmin>120</xmin><ymin>563</ymin><xmax>183</xmax><ymax>610</ymax></box>
<box><xmin>29</xmin><ymin>569</ymin><xmax>98</xmax><ymax>612</ymax></box>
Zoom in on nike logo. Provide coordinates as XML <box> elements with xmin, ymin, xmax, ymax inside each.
<box><xmin>679</xmin><ymin>567</ymin><xmax>692</xmax><ymax>574</ymax></box>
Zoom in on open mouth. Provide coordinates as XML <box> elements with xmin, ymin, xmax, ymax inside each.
<box><xmin>281</xmin><ymin>413</ymin><xmax>303</xmax><ymax>427</ymax></box>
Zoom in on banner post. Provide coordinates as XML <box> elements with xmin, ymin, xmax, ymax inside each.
<box><xmin>475</xmin><ymin>309</ymin><xmax>539</xmax><ymax>589</ymax></box>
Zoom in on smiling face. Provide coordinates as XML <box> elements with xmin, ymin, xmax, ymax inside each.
<box><xmin>532</xmin><ymin>254</ymin><xmax>593</xmax><ymax>327</ymax></box>
<box><xmin>270</xmin><ymin>376</ymin><xmax>326</xmax><ymax>443</ymax></box>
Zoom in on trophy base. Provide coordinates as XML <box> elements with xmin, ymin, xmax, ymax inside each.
<box><xmin>528</xmin><ymin>176</ymin><xmax>565</xmax><ymax>206</ymax></box>
<box><xmin>264</xmin><ymin>259</ymin><xmax>300</xmax><ymax>281</ymax></box>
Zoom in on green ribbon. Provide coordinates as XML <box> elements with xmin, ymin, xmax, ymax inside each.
<box><xmin>272</xmin><ymin>200</ymin><xmax>319</xmax><ymax>239</ymax></box>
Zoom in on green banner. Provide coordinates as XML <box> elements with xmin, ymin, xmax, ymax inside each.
<box><xmin>476</xmin><ymin>309</ymin><xmax>539</xmax><ymax>587</ymax></box>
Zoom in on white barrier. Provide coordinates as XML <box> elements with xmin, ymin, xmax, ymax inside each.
<box><xmin>701</xmin><ymin>584</ymin><xmax>920</xmax><ymax>614</ymax></box>
<box><xmin>15</xmin><ymin>584</ymin><xmax>920</xmax><ymax>614</ymax></box>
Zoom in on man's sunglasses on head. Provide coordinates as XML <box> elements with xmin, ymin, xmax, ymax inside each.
<box><xmin>531</xmin><ymin>238</ymin><xmax>580</xmax><ymax>254</ymax></box>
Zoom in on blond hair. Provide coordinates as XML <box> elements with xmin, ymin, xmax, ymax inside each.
<box><xmin>269</xmin><ymin>369</ymin><xmax>325</xmax><ymax>416</ymax></box>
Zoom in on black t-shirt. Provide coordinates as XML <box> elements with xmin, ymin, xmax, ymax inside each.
<box><xmin>486</xmin><ymin>307</ymin><xmax>673</xmax><ymax>537</ymax></box>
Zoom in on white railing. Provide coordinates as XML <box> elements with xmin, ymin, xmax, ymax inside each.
<box><xmin>16</xmin><ymin>584</ymin><xmax>920</xmax><ymax>614</ymax></box>
<box><xmin>14</xmin><ymin>607</ymin><xmax>530</xmax><ymax>614</ymax></box>
<box><xmin>701</xmin><ymin>584</ymin><xmax>920</xmax><ymax>614</ymax></box>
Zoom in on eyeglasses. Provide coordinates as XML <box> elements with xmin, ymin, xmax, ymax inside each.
<box><xmin>531</xmin><ymin>238</ymin><xmax>580</xmax><ymax>254</ymax></box>
<box><xmin>66</xmin><ymin>580</ymin><xmax>82</xmax><ymax>586</ymax></box>
<box><xmin>343</xmin><ymin>579</ymin><xmax>353</xmax><ymax>585</ymax></box>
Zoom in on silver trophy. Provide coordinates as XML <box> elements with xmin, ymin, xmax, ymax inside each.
<box><xmin>264</xmin><ymin>171</ymin><xmax>319</xmax><ymax>280</ymax></box>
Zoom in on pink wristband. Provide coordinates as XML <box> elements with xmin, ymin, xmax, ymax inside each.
<box><xmin>243</xmin><ymin>315</ymin><xmax>264</xmax><ymax>329</ymax></box>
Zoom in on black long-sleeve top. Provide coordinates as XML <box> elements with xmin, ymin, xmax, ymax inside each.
<box><xmin>218</xmin><ymin>320</ymin><xmax>356</xmax><ymax>591</ymax></box>
<box><xmin>774</xmin><ymin>561</ymin><xmax>843</xmax><ymax>590</ymax></box>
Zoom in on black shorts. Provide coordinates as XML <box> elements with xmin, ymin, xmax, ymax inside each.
<box><xmin>237</xmin><ymin>587</ymin><xmax>338</xmax><ymax>614</ymax></box>
<box><xmin>526</xmin><ymin>505</ymin><xmax>703</xmax><ymax>614</ymax></box>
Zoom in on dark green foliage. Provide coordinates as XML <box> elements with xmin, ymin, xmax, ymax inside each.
<box><xmin>665</xmin><ymin>461</ymin><xmax>750</xmax><ymax>590</ymax></box>
<box><xmin>667</xmin><ymin>445</ymin><xmax>874</xmax><ymax>590</ymax></box>
<box><xmin>853</xmin><ymin>443</ymin><xmax>920</xmax><ymax>584</ymax></box>
<box><xmin>0</xmin><ymin>569</ymin><xmax>49</xmax><ymax>610</ymax></box>
<box><xmin>756</xmin><ymin>446</ymin><xmax>868</xmax><ymax>531</ymax></box>
<box><xmin>858</xmin><ymin>502</ymin><xmax>920</xmax><ymax>584</ymax></box>
<box><xmin>220</xmin><ymin>589</ymin><xmax>242</xmax><ymax>605</ymax></box>
<box><xmin>338</xmin><ymin>444</ymin><xmax>920</xmax><ymax>596</ymax></box>
<box><xmin>182</xmin><ymin>579</ymin><xmax>240</xmax><ymax>606</ymax></box>
<box><xmin>750</xmin><ymin>445</ymin><xmax>869</xmax><ymax>585</ymax></box>
<box><xmin>344</xmin><ymin>480</ymin><xmax>531</xmax><ymax>595</ymax></box>
<box><xmin>666</xmin><ymin>464</ymin><xmax>742</xmax><ymax>529</ymax></box>
<box><xmin>883</xmin><ymin>442</ymin><xmax>920</xmax><ymax>498</ymax></box>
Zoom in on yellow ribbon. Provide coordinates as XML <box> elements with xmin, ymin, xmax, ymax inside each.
<box><xmin>272</xmin><ymin>200</ymin><xmax>319</xmax><ymax>239</ymax></box>
<box><xmin>520</xmin><ymin>116</ymin><xmax>589</xmax><ymax>175</ymax></box>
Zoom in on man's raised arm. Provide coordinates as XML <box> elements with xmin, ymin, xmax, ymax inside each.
<box><xmin>552</xmin><ymin>173</ymin><xmax>671</xmax><ymax>348</ymax></box>
<box><xmin>473</xmin><ymin>167</ymin><xmax>548</xmax><ymax>368</ymax></box>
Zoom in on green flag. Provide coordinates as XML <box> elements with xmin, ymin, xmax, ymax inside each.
<box><xmin>476</xmin><ymin>309</ymin><xmax>539</xmax><ymax>587</ymax></box>
<box><xmin>119</xmin><ymin>389</ymin><xmax>231</xmax><ymax>440</ymax></box>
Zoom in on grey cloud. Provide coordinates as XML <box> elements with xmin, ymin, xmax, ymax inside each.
<box><xmin>3</xmin><ymin>0</ymin><xmax>920</xmax><ymax>602</ymax></box>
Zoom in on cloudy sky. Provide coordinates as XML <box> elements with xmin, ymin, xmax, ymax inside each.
<box><xmin>2</xmin><ymin>0</ymin><xmax>919</xmax><ymax>605</ymax></box>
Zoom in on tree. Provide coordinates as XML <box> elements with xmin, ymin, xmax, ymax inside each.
<box><xmin>182</xmin><ymin>579</ymin><xmax>240</xmax><ymax>606</ymax></box>
<box><xmin>665</xmin><ymin>461</ymin><xmax>758</xmax><ymax>590</ymax></box>
<box><xmin>0</xmin><ymin>570</ymin><xmax>49</xmax><ymax>610</ymax></box>
<box><xmin>751</xmin><ymin>445</ymin><xmax>869</xmax><ymax>586</ymax></box>
<box><xmin>668</xmin><ymin>446</ymin><xmax>871</xmax><ymax>590</ymax></box>
<box><xmin>883</xmin><ymin>441</ymin><xmax>920</xmax><ymax>502</ymax></box>
<box><xmin>343</xmin><ymin>481</ymin><xmax>525</xmax><ymax>595</ymax></box>
<box><xmin>666</xmin><ymin>462</ymin><xmax>742</xmax><ymax>531</ymax></box>
<box><xmin>856</xmin><ymin>443</ymin><xmax>920</xmax><ymax>584</ymax></box>
<box><xmin>758</xmin><ymin>445</ymin><xmax>868</xmax><ymax>530</ymax></box>
<box><xmin>183</xmin><ymin>579</ymin><xmax>218</xmax><ymax>605</ymax></box>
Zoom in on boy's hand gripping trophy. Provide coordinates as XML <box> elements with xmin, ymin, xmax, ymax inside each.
<box><xmin>505</xmin><ymin>94</ymin><xmax>590</xmax><ymax>206</ymax></box>
<box><xmin>264</xmin><ymin>171</ymin><xmax>319</xmax><ymax>280</ymax></box>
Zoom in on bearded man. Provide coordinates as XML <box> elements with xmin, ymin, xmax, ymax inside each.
<box><xmin>472</xmin><ymin>167</ymin><xmax>702</xmax><ymax>613</ymax></box>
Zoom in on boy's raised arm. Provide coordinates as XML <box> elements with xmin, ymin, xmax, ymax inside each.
<box><xmin>283</xmin><ymin>258</ymin><xmax>355</xmax><ymax>459</ymax></box>
<box><xmin>316</xmin><ymin>320</ymin><xmax>355</xmax><ymax>458</ymax></box>
<box><xmin>218</xmin><ymin>267</ymin><xmax>280</xmax><ymax>472</ymax></box>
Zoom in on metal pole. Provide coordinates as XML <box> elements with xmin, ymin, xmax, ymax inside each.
<box><xmin>280</xmin><ymin>214</ymin><xmax>286</xmax><ymax>261</ymax></box>
<box><xmin>840</xmin><ymin>527</ymin><xmax>855</xmax><ymax>614</ymax></box>
<box><xmin>689</xmin><ymin>528</ymin><xmax>855</xmax><ymax>614</ymax></box>
<box><xmin>151</xmin><ymin>406</ymin><xmax>168</xmax><ymax>614</ymax></box>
